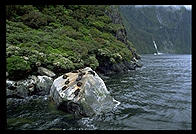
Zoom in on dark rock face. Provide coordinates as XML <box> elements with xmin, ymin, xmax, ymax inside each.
<box><xmin>106</xmin><ymin>6</ymin><xmax>128</xmax><ymax>46</ymax></box>
<box><xmin>106</xmin><ymin>6</ymin><xmax>141</xmax><ymax>60</ymax></box>
<box><xmin>98</xmin><ymin>5</ymin><xmax>142</xmax><ymax>75</ymax></box>
<box><xmin>97</xmin><ymin>60</ymin><xmax>142</xmax><ymax>75</ymax></box>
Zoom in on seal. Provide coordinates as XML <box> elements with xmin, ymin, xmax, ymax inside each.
<box><xmin>77</xmin><ymin>82</ymin><xmax>82</xmax><ymax>87</ymax></box>
<box><xmin>65</xmin><ymin>79</ymin><xmax>70</xmax><ymax>85</ymax></box>
<box><xmin>78</xmin><ymin>72</ymin><xmax>86</xmax><ymax>77</ymax></box>
<box><xmin>63</xmin><ymin>74</ymin><xmax>68</xmax><ymax>79</ymax></box>
<box><xmin>62</xmin><ymin>85</ymin><xmax>67</xmax><ymax>91</ymax></box>
<box><xmin>76</xmin><ymin>76</ymin><xmax>82</xmax><ymax>81</ymax></box>
<box><xmin>88</xmin><ymin>70</ymin><xmax>95</xmax><ymax>76</ymax></box>
<box><xmin>76</xmin><ymin>72</ymin><xmax>86</xmax><ymax>81</ymax></box>
<box><xmin>74</xmin><ymin>88</ymin><xmax>80</xmax><ymax>97</ymax></box>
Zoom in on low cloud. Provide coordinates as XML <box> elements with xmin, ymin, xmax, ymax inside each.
<box><xmin>134</xmin><ymin>5</ymin><xmax>192</xmax><ymax>10</ymax></box>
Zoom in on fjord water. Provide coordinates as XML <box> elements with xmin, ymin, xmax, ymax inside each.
<box><xmin>7</xmin><ymin>54</ymin><xmax>192</xmax><ymax>130</ymax></box>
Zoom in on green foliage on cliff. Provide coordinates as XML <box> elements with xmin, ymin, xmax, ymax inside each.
<box><xmin>119</xmin><ymin>6</ymin><xmax>191</xmax><ymax>54</ymax></box>
<box><xmin>6</xmin><ymin>5</ymin><xmax>136</xmax><ymax>79</ymax></box>
<box><xmin>7</xmin><ymin>56</ymin><xmax>31</xmax><ymax>79</ymax></box>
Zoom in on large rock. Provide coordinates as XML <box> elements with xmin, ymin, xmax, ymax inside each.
<box><xmin>49</xmin><ymin>67</ymin><xmax>120</xmax><ymax>117</ymax></box>
<box><xmin>37</xmin><ymin>67</ymin><xmax>56</xmax><ymax>78</ymax></box>
<box><xmin>6</xmin><ymin>75</ymin><xmax>53</xmax><ymax>98</ymax></box>
<box><xmin>36</xmin><ymin>75</ymin><xmax>53</xmax><ymax>96</ymax></box>
<box><xmin>6</xmin><ymin>76</ymin><xmax>37</xmax><ymax>98</ymax></box>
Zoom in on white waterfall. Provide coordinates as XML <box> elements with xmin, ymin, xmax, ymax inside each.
<box><xmin>153</xmin><ymin>41</ymin><xmax>162</xmax><ymax>55</ymax></box>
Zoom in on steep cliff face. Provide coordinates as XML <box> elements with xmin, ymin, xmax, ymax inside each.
<box><xmin>91</xmin><ymin>5</ymin><xmax>142</xmax><ymax>74</ymax></box>
<box><xmin>106</xmin><ymin>6</ymin><xmax>128</xmax><ymax>44</ymax></box>
<box><xmin>105</xmin><ymin>6</ymin><xmax>140</xmax><ymax>59</ymax></box>
<box><xmin>119</xmin><ymin>6</ymin><xmax>192</xmax><ymax>54</ymax></box>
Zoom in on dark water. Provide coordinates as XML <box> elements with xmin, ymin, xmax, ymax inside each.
<box><xmin>7</xmin><ymin>54</ymin><xmax>192</xmax><ymax>130</ymax></box>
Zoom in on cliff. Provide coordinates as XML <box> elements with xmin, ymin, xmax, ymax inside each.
<box><xmin>119</xmin><ymin>5</ymin><xmax>192</xmax><ymax>54</ymax></box>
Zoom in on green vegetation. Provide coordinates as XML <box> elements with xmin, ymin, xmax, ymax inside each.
<box><xmin>6</xmin><ymin>5</ymin><xmax>136</xmax><ymax>79</ymax></box>
<box><xmin>119</xmin><ymin>6</ymin><xmax>191</xmax><ymax>54</ymax></box>
<box><xmin>7</xmin><ymin>56</ymin><xmax>31</xmax><ymax>79</ymax></box>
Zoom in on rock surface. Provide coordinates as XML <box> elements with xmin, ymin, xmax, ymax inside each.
<box><xmin>50</xmin><ymin>67</ymin><xmax>120</xmax><ymax>117</ymax></box>
<box><xmin>106</xmin><ymin>6</ymin><xmax>128</xmax><ymax>49</ymax></box>
<box><xmin>36</xmin><ymin>76</ymin><xmax>53</xmax><ymax>96</ymax></box>
<box><xmin>37</xmin><ymin>67</ymin><xmax>56</xmax><ymax>78</ymax></box>
<box><xmin>97</xmin><ymin>60</ymin><xmax>143</xmax><ymax>75</ymax></box>
<box><xmin>6</xmin><ymin>75</ymin><xmax>53</xmax><ymax>98</ymax></box>
<box><xmin>106</xmin><ymin>5</ymin><xmax>141</xmax><ymax>60</ymax></box>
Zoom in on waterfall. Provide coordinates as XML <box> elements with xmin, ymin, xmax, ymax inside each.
<box><xmin>153</xmin><ymin>41</ymin><xmax>159</xmax><ymax>54</ymax></box>
<box><xmin>153</xmin><ymin>41</ymin><xmax>162</xmax><ymax>55</ymax></box>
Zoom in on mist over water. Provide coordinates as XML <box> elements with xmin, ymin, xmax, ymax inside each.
<box><xmin>7</xmin><ymin>54</ymin><xmax>192</xmax><ymax>130</ymax></box>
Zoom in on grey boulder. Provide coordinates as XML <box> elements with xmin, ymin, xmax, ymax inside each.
<box><xmin>50</xmin><ymin>67</ymin><xmax>120</xmax><ymax>117</ymax></box>
<box><xmin>38</xmin><ymin>67</ymin><xmax>56</xmax><ymax>78</ymax></box>
<box><xmin>36</xmin><ymin>75</ymin><xmax>53</xmax><ymax>96</ymax></box>
<box><xmin>6</xmin><ymin>75</ymin><xmax>37</xmax><ymax>98</ymax></box>
<box><xmin>6</xmin><ymin>75</ymin><xmax>53</xmax><ymax>98</ymax></box>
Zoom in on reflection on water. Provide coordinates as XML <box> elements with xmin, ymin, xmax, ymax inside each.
<box><xmin>7</xmin><ymin>54</ymin><xmax>192</xmax><ymax>130</ymax></box>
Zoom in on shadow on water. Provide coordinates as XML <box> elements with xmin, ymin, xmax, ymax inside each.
<box><xmin>7</xmin><ymin>96</ymin><xmax>80</xmax><ymax>130</ymax></box>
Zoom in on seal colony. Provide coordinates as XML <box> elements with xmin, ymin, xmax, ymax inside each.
<box><xmin>58</xmin><ymin>68</ymin><xmax>94</xmax><ymax>101</ymax></box>
<box><xmin>49</xmin><ymin>67</ymin><xmax>120</xmax><ymax>117</ymax></box>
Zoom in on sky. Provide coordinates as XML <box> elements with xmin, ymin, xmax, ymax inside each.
<box><xmin>134</xmin><ymin>5</ymin><xmax>192</xmax><ymax>10</ymax></box>
<box><xmin>158</xmin><ymin>5</ymin><xmax>192</xmax><ymax>10</ymax></box>
<box><xmin>184</xmin><ymin>5</ymin><xmax>192</xmax><ymax>10</ymax></box>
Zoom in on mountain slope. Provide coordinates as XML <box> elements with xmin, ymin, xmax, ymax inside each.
<box><xmin>6</xmin><ymin>5</ymin><xmax>139</xmax><ymax>80</ymax></box>
<box><xmin>119</xmin><ymin>5</ymin><xmax>192</xmax><ymax>54</ymax></box>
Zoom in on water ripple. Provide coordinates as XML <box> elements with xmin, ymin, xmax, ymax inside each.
<box><xmin>7</xmin><ymin>54</ymin><xmax>192</xmax><ymax>130</ymax></box>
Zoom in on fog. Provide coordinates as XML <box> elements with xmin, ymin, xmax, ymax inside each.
<box><xmin>133</xmin><ymin>5</ymin><xmax>192</xmax><ymax>10</ymax></box>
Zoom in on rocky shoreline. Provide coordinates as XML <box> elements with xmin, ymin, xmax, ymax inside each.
<box><xmin>6</xmin><ymin>59</ymin><xmax>142</xmax><ymax>99</ymax></box>
<box><xmin>6</xmin><ymin>67</ymin><xmax>55</xmax><ymax>99</ymax></box>
<box><xmin>97</xmin><ymin>58</ymin><xmax>142</xmax><ymax>75</ymax></box>
<box><xmin>6</xmin><ymin>60</ymin><xmax>142</xmax><ymax>117</ymax></box>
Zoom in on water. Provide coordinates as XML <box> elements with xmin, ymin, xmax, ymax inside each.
<box><xmin>7</xmin><ymin>54</ymin><xmax>192</xmax><ymax>130</ymax></box>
